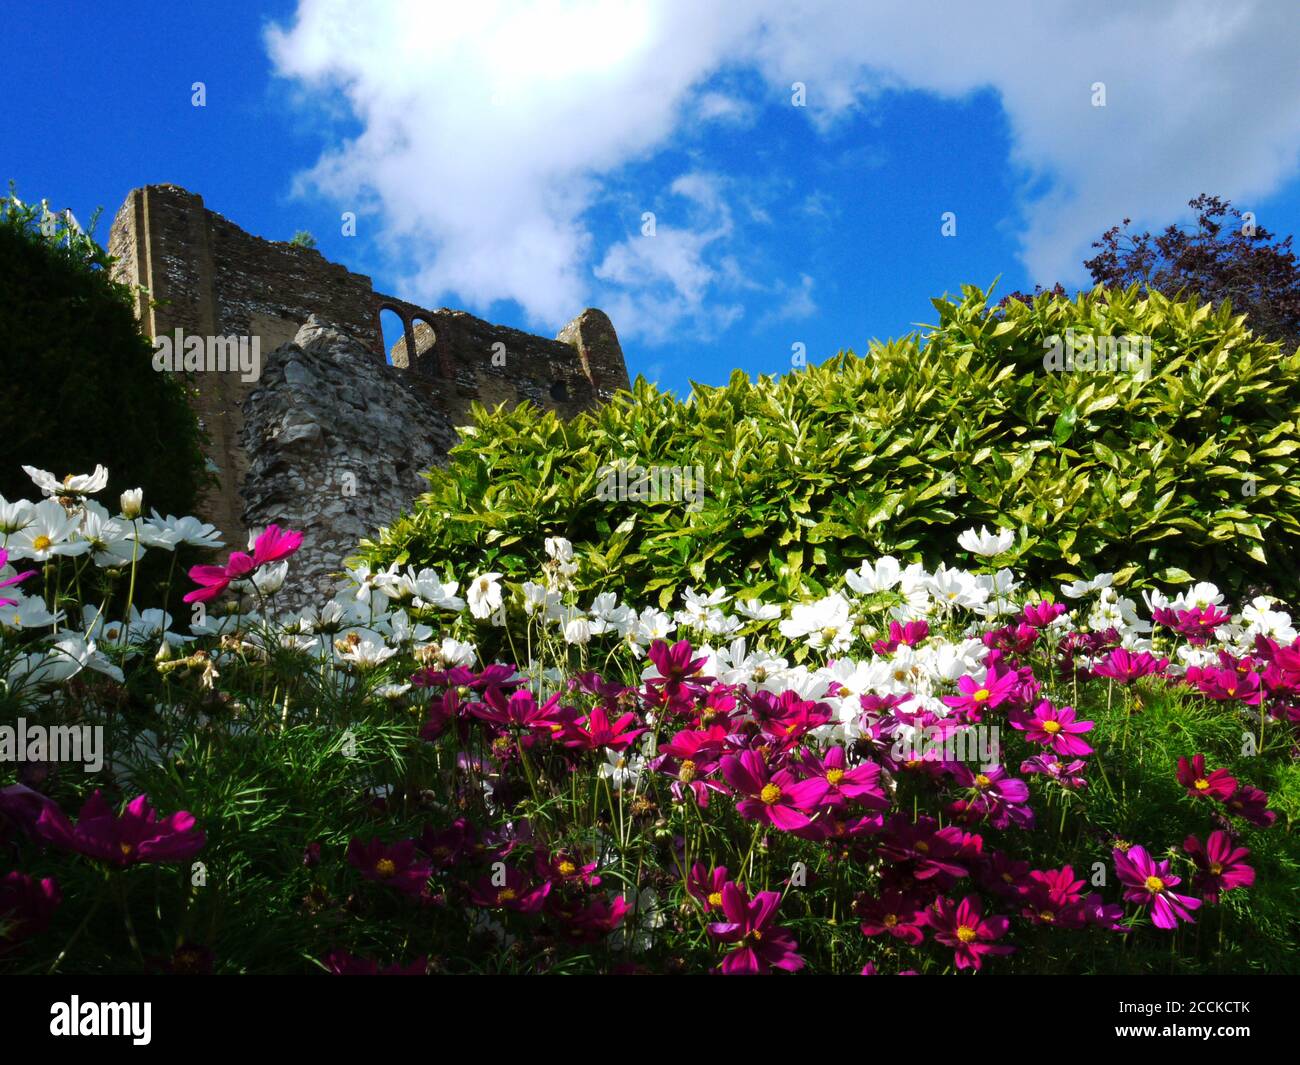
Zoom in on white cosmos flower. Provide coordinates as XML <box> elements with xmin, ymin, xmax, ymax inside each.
<box><xmin>778</xmin><ymin>592</ymin><xmax>855</xmax><ymax>652</ymax></box>
<box><xmin>6</xmin><ymin>499</ymin><xmax>91</xmax><ymax>561</ymax></box>
<box><xmin>1060</xmin><ymin>573</ymin><xmax>1114</xmax><ymax>598</ymax></box>
<box><xmin>79</xmin><ymin>501</ymin><xmax>141</xmax><ymax>568</ymax></box>
<box><xmin>119</xmin><ymin>488</ymin><xmax>143</xmax><ymax>520</ymax></box>
<box><xmin>926</xmin><ymin>564</ymin><xmax>989</xmax><ymax>610</ymax></box>
<box><xmin>23</xmin><ymin>464</ymin><xmax>109</xmax><ymax>498</ymax></box>
<box><xmin>562</xmin><ymin>612</ymin><xmax>592</xmax><ymax>645</ymax></box>
<box><xmin>544</xmin><ymin>536</ymin><xmax>574</xmax><ymax>563</ymax></box>
<box><xmin>734</xmin><ymin>598</ymin><xmax>781</xmax><ymax>621</ymax></box>
<box><xmin>413</xmin><ymin>569</ymin><xmax>465</xmax><ymax>612</ymax></box>
<box><xmin>252</xmin><ymin>561</ymin><xmax>289</xmax><ymax>595</ymax></box>
<box><xmin>957</xmin><ymin>525</ymin><xmax>1015</xmax><ymax>557</ymax></box>
<box><xmin>588</xmin><ymin>592</ymin><xmax>634</xmax><ymax>635</ymax></box>
<box><xmin>0</xmin><ymin>495</ymin><xmax>36</xmax><ymax>535</ymax></box>
<box><xmin>845</xmin><ymin>555</ymin><xmax>903</xmax><ymax>594</ymax></box>
<box><xmin>335</xmin><ymin>634</ymin><xmax>398</xmax><ymax>668</ymax></box>
<box><xmin>437</xmin><ymin>637</ymin><xmax>478</xmax><ymax>668</ymax></box>
<box><xmin>139</xmin><ymin>511</ymin><xmax>224</xmax><ymax>551</ymax></box>
<box><xmin>0</xmin><ymin>592</ymin><xmax>64</xmax><ymax>631</ymax></box>
<box><xmin>597</xmin><ymin>748</ymin><xmax>643</xmax><ymax>790</ymax></box>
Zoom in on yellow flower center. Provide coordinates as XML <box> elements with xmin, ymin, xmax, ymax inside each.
<box><xmin>759</xmin><ymin>783</ymin><xmax>782</xmax><ymax>805</ymax></box>
<box><xmin>915</xmin><ymin>841</ymin><xmax>930</xmax><ymax>854</ymax></box>
<box><xmin>374</xmin><ymin>858</ymin><xmax>397</xmax><ymax>878</ymax></box>
<box><xmin>826</xmin><ymin>769</ymin><xmax>845</xmax><ymax>786</ymax></box>
<box><xmin>1039</xmin><ymin>910</ymin><xmax>1055</xmax><ymax>923</ymax></box>
<box><xmin>679</xmin><ymin>759</ymin><xmax>697</xmax><ymax>782</ymax></box>
<box><xmin>1042</xmin><ymin>720</ymin><xmax>1062</xmax><ymax>734</ymax></box>
<box><xmin>498</xmin><ymin>888</ymin><xmax>517</xmax><ymax>903</ymax></box>
<box><xmin>1194</xmin><ymin>778</ymin><xmax>1209</xmax><ymax>791</ymax></box>
<box><xmin>883</xmin><ymin>913</ymin><xmax>898</xmax><ymax>928</ymax></box>
<box><xmin>32</xmin><ymin>535</ymin><xmax>52</xmax><ymax>552</ymax></box>
<box><xmin>974</xmin><ymin>773</ymin><xmax>992</xmax><ymax>788</ymax></box>
<box><xmin>119</xmin><ymin>842</ymin><xmax>133</xmax><ymax>857</ymax></box>
<box><xmin>557</xmin><ymin>860</ymin><xmax>576</xmax><ymax>877</ymax></box>
<box><xmin>1144</xmin><ymin>875</ymin><xmax>1165</xmax><ymax>893</ymax></box>
<box><xmin>956</xmin><ymin>925</ymin><xmax>977</xmax><ymax>943</ymax></box>
<box><xmin>707</xmin><ymin>891</ymin><xmax>723</xmax><ymax>908</ymax></box>
<box><xmin>1209</xmin><ymin>862</ymin><xmax>1223</xmax><ymax>876</ymax></box>
<box><xmin>973</xmin><ymin>688</ymin><xmax>990</xmax><ymax>702</ymax></box>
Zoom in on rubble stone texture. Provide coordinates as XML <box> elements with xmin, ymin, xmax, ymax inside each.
<box><xmin>108</xmin><ymin>184</ymin><xmax>630</xmax><ymax>605</ymax></box>
<box><xmin>240</xmin><ymin>317</ymin><xmax>459</xmax><ymax>608</ymax></box>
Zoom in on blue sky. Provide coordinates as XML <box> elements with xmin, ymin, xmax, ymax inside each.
<box><xmin>4</xmin><ymin>1</ymin><xmax>1299</xmax><ymax>395</ymax></box>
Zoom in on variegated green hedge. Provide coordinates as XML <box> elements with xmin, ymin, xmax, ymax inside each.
<box><xmin>357</xmin><ymin>285</ymin><xmax>1300</xmax><ymax>604</ymax></box>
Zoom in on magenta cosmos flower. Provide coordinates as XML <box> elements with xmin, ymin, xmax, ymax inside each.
<box><xmin>799</xmin><ymin>747</ymin><xmax>889</xmax><ymax>810</ymax></box>
<box><xmin>942</xmin><ymin>662</ymin><xmax>1020</xmax><ymax>720</ymax></box>
<box><xmin>720</xmin><ymin>749</ymin><xmax>827</xmax><ymax>831</ymax></box>
<box><xmin>1176</xmin><ymin>754</ymin><xmax>1237</xmax><ymax>801</ymax></box>
<box><xmin>468</xmin><ymin>866</ymin><xmax>551</xmax><ymax>912</ymax></box>
<box><xmin>1183</xmin><ymin>832</ymin><xmax>1254</xmax><ymax>903</ymax></box>
<box><xmin>858</xmin><ymin>890</ymin><xmax>927</xmax><ymax>946</ymax></box>
<box><xmin>6</xmin><ymin>788</ymin><xmax>206</xmax><ymax>866</ymax></box>
<box><xmin>707</xmin><ymin>882</ymin><xmax>804</xmax><ymax>975</ymax></box>
<box><xmin>1113</xmin><ymin>845</ymin><xmax>1201</xmax><ymax>929</ymax></box>
<box><xmin>0</xmin><ymin>547</ymin><xmax>36</xmax><ymax>607</ymax></box>
<box><xmin>346</xmin><ymin>837</ymin><xmax>432</xmax><ymax>897</ymax></box>
<box><xmin>0</xmin><ymin>872</ymin><xmax>61</xmax><ymax>953</ymax></box>
<box><xmin>560</xmin><ymin>705</ymin><xmax>646</xmax><ymax>752</ymax></box>
<box><xmin>1012</xmin><ymin>701</ymin><xmax>1094</xmax><ymax>756</ymax></box>
<box><xmin>183</xmin><ymin>524</ymin><xmax>303</xmax><ymax>603</ymax></box>
<box><xmin>1092</xmin><ymin>648</ymin><xmax>1168</xmax><ymax>684</ymax></box>
<box><xmin>922</xmin><ymin>895</ymin><xmax>1013</xmax><ymax>971</ymax></box>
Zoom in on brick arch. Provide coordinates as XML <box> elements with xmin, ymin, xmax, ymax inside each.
<box><xmin>375</xmin><ymin>301</ymin><xmax>416</xmax><ymax>368</ymax></box>
<box><xmin>409</xmin><ymin>313</ymin><xmax>452</xmax><ymax>377</ymax></box>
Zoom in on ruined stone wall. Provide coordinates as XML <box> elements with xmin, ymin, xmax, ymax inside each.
<box><xmin>107</xmin><ymin>183</ymin><xmax>631</xmax><ymax>595</ymax></box>
<box><xmin>241</xmin><ymin>317</ymin><xmax>459</xmax><ymax>608</ymax></box>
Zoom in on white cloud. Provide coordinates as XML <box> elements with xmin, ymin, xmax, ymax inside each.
<box><xmin>268</xmin><ymin>0</ymin><xmax>1300</xmax><ymax>338</ymax></box>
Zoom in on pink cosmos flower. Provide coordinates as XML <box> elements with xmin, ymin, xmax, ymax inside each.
<box><xmin>1012</xmin><ymin>700</ymin><xmax>1094</xmax><ymax>756</ymax></box>
<box><xmin>1022</xmin><ymin>601</ymin><xmax>1067</xmax><ymax>628</ymax></box>
<box><xmin>560</xmin><ymin>705</ymin><xmax>646</xmax><ymax>752</ymax></box>
<box><xmin>1175</xmin><ymin>754</ymin><xmax>1237</xmax><ymax>801</ymax></box>
<box><xmin>1183</xmin><ymin>831</ymin><xmax>1255</xmax><ymax>903</ymax></box>
<box><xmin>922</xmin><ymin>895</ymin><xmax>1014</xmax><ymax>970</ymax></box>
<box><xmin>1112</xmin><ymin>845</ymin><xmax>1201</xmax><ymax>929</ymax></box>
<box><xmin>948</xmin><ymin>765</ymin><xmax>1034</xmax><ymax>830</ymax></box>
<box><xmin>858</xmin><ymin>890</ymin><xmax>927</xmax><ymax>945</ymax></box>
<box><xmin>686</xmin><ymin>863</ymin><xmax>730</xmax><ymax>910</ymax></box>
<box><xmin>942</xmin><ymin>662</ymin><xmax>1019</xmax><ymax>721</ymax></box>
<box><xmin>721</xmin><ymin>749</ymin><xmax>827</xmax><ymax>831</ymax></box>
<box><xmin>250</xmin><ymin>523</ymin><xmax>303</xmax><ymax>566</ymax></box>
<box><xmin>1020</xmin><ymin>754</ymin><xmax>1088</xmax><ymax>790</ymax></box>
<box><xmin>346</xmin><ymin>837</ymin><xmax>433</xmax><ymax>897</ymax></box>
<box><xmin>1092</xmin><ymin>648</ymin><xmax>1168</xmax><ymax>684</ymax></box>
<box><xmin>1153</xmin><ymin>605</ymin><xmax>1232</xmax><ymax>645</ymax></box>
<box><xmin>0</xmin><ymin>872</ymin><xmax>60</xmax><ymax>954</ymax></box>
<box><xmin>183</xmin><ymin>525</ymin><xmax>303</xmax><ymax>603</ymax></box>
<box><xmin>2</xmin><ymin>787</ymin><xmax>205</xmax><ymax>867</ymax></box>
<box><xmin>798</xmin><ymin>747</ymin><xmax>889</xmax><ymax>810</ymax></box>
<box><xmin>467</xmin><ymin>867</ymin><xmax>551</xmax><ymax>913</ymax></box>
<box><xmin>707</xmin><ymin>882</ymin><xmax>804</xmax><ymax>975</ymax></box>
<box><xmin>0</xmin><ymin>548</ymin><xmax>36</xmax><ymax>608</ymax></box>
<box><xmin>1223</xmin><ymin>785</ymin><xmax>1277</xmax><ymax>828</ymax></box>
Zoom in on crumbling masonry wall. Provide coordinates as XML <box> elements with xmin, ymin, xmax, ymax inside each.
<box><xmin>108</xmin><ymin>184</ymin><xmax>630</xmax><ymax>581</ymax></box>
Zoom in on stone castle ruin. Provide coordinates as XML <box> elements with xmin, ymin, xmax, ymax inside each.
<box><xmin>108</xmin><ymin>184</ymin><xmax>629</xmax><ymax>603</ymax></box>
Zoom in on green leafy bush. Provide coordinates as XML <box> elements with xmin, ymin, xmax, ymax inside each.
<box><xmin>359</xmin><ymin>285</ymin><xmax>1300</xmax><ymax>605</ymax></box>
<box><xmin>0</xmin><ymin>189</ymin><xmax>206</xmax><ymax>516</ymax></box>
